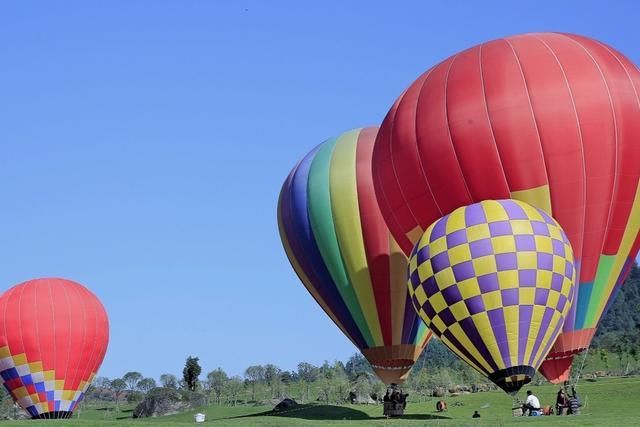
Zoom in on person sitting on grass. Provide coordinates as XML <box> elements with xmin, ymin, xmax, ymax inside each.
<box><xmin>472</xmin><ymin>410</ymin><xmax>481</xmax><ymax>418</ymax></box>
<box><xmin>522</xmin><ymin>390</ymin><xmax>541</xmax><ymax>416</ymax></box>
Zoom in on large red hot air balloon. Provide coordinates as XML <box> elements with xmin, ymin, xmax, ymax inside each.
<box><xmin>371</xmin><ymin>32</ymin><xmax>640</xmax><ymax>383</ymax></box>
<box><xmin>0</xmin><ymin>278</ymin><xmax>109</xmax><ymax>419</ymax></box>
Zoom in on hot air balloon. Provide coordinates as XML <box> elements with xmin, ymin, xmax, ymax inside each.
<box><xmin>371</xmin><ymin>32</ymin><xmax>640</xmax><ymax>383</ymax></box>
<box><xmin>278</xmin><ymin>127</ymin><xmax>432</xmax><ymax>384</ymax></box>
<box><xmin>409</xmin><ymin>200</ymin><xmax>576</xmax><ymax>393</ymax></box>
<box><xmin>0</xmin><ymin>278</ymin><xmax>109</xmax><ymax>419</ymax></box>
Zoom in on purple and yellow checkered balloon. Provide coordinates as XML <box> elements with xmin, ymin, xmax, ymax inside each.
<box><xmin>408</xmin><ymin>199</ymin><xmax>576</xmax><ymax>394</ymax></box>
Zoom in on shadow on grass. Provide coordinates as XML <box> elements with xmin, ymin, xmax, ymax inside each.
<box><xmin>225</xmin><ymin>404</ymin><xmax>451</xmax><ymax>421</ymax></box>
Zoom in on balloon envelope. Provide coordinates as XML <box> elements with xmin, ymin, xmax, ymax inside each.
<box><xmin>0</xmin><ymin>278</ymin><xmax>109</xmax><ymax>419</ymax></box>
<box><xmin>408</xmin><ymin>200</ymin><xmax>576</xmax><ymax>394</ymax></box>
<box><xmin>278</xmin><ymin>127</ymin><xmax>431</xmax><ymax>384</ymax></box>
<box><xmin>372</xmin><ymin>32</ymin><xmax>640</xmax><ymax>383</ymax></box>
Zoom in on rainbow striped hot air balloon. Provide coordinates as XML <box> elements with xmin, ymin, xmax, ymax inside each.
<box><xmin>408</xmin><ymin>200</ymin><xmax>576</xmax><ymax>394</ymax></box>
<box><xmin>0</xmin><ymin>278</ymin><xmax>109</xmax><ymax>419</ymax></box>
<box><xmin>371</xmin><ymin>32</ymin><xmax>640</xmax><ymax>383</ymax></box>
<box><xmin>278</xmin><ymin>127</ymin><xmax>431</xmax><ymax>384</ymax></box>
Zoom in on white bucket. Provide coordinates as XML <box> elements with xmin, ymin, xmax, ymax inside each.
<box><xmin>194</xmin><ymin>413</ymin><xmax>206</xmax><ymax>423</ymax></box>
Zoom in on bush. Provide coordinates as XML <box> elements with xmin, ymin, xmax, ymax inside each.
<box><xmin>127</xmin><ymin>391</ymin><xmax>144</xmax><ymax>404</ymax></box>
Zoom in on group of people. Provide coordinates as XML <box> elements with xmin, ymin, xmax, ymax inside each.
<box><xmin>555</xmin><ymin>386</ymin><xmax>581</xmax><ymax>415</ymax></box>
<box><xmin>521</xmin><ymin>386</ymin><xmax>581</xmax><ymax>416</ymax></box>
<box><xmin>382</xmin><ymin>387</ymin><xmax>409</xmax><ymax>417</ymax></box>
<box><xmin>383</xmin><ymin>388</ymin><xmax>409</xmax><ymax>407</ymax></box>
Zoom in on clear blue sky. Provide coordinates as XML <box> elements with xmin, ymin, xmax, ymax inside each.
<box><xmin>1</xmin><ymin>1</ymin><xmax>639</xmax><ymax>381</ymax></box>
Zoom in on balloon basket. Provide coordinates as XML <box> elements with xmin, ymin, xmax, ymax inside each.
<box><xmin>383</xmin><ymin>402</ymin><xmax>405</xmax><ymax>417</ymax></box>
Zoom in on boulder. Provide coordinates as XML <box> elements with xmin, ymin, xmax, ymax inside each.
<box><xmin>133</xmin><ymin>388</ymin><xmax>206</xmax><ymax>418</ymax></box>
<box><xmin>355</xmin><ymin>394</ymin><xmax>376</xmax><ymax>405</ymax></box>
<box><xmin>273</xmin><ymin>398</ymin><xmax>298</xmax><ymax>412</ymax></box>
<box><xmin>432</xmin><ymin>387</ymin><xmax>446</xmax><ymax>397</ymax></box>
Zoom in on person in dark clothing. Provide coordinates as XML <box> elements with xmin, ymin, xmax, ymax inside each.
<box><xmin>383</xmin><ymin>391</ymin><xmax>390</xmax><ymax>402</ymax></box>
<box><xmin>556</xmin><ymin>388</ymin><xmax>569</xmax><ymax>415</ymax></box>
<box><xmin>472</xmin><ymin>410</ymin><xmax>481</xmax><ymax>418</ymax></box>
<box><xmin>399</xmin><ymin>391</ymin><xmax>408</xmax><ymax>409</ymax></box>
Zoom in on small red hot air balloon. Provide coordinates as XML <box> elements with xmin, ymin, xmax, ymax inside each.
<box><xmin>0</xmin><ymin>278</ymin><xmax>109</xmax><ymax>419</ymax></box>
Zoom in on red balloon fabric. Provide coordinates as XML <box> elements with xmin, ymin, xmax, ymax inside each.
<box><xmin>372</xmin><ymin>32</ymin><xmax>640</xmax><ymax>383</ymax></box>
<box><xmin>0</xmin><ymin>278</ymin><xmax>109</xmax><ymax>419</ymax></box>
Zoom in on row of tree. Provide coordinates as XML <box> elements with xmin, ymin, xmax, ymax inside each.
<box><xmin>87</xmin><ymin>264</ymin><xmax>640</xmax><ymax>408</ymax></box>
<box><xmin>87</xmin><ymin>347</ymin><xmax>487</xmax><ymax>408</ymax></box>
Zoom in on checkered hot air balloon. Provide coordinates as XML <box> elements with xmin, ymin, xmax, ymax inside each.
<box><xmin>372</xmin><ymin>32</ymin><xmax>640</xmax><ymax>384</ymax></box>
<box><xmin>0</xmin><ymin>278</ymin><xmax>109</xmax><ymax>419</ymax></box>
<box><xmin>278</xmin><ymin>127</ymin><xmax>432</xmax><ymax>385</ymax></box>
<box><xmin>408</xmin><ymin>200</ymin><xmax>576</xmax><ymax>394</ymax></box>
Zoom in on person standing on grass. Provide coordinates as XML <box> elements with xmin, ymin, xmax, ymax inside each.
<box><xmin>568</xmin><ymin>387</ymin><xmax>581</xmax><ymax>415</ymax></box>
<box><xmin>556</xmin><ymin>388</ymin><xmax>569</xmax><ymax>415</ymax></box>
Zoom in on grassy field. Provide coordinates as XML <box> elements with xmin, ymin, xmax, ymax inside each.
<box><xmin>2</xmin><ymin>376</ymin><xmax>638</xmax><ymax>426</ymax></box>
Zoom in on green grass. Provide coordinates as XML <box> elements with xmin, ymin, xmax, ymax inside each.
<box><xmin>2</xmin><ymin>376</ymin><xmax>638</xmax><ymax>426</ymax></box>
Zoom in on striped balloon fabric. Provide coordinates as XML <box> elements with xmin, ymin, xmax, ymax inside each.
<box><xmin>371</xmin><ymin>32</ymin><xmax>640</xmax><ymax>383</ymax></box>
<box><xmin>0</xmin><ymin>278</ymin><xmax>109</xmax><ymax>419</ymax></box>
<box><xmin>408</xmin><ymin>200</ymin><xmax>576</xmax><ymax>394</ymax></box>
<box><xmin>278</xmin><ymin>127</ymin><xmax>431</xmax><ymax>384</ymax></box>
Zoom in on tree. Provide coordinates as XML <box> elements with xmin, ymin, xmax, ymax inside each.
<box><xmin>137</xmin><ymin>378</ymin><xmax>157</xmax><ymax>394</ymax></box>
<box><xmin>224</xmin><ymin>376</ymin><xmax>244</xmax><ymax>406</ymax></box>
<box><xmin>126</xmin><ymin>391</ymin><xmax>144</xmax><ymax>404</ymax></box>
<box><xmin>370</xmin><ymin>379</ymin><xmax>386</xmax><ymax>403</ymax></box>
<box><xmin>599</xmin><ymin>349</ymin><xmax>610</xmax><ymax>370</ymax></box>
<box><xmin>92</xmin><ymin>376</ymin><xmax>111</xmax><ymax>390</ymax></box>
<box><xmin>183</xmin><ymin>356</ymin><xmax>202</xmax><ymax>392</ymax></box>
<box><xmin>318</xmin><ymin>377</ymin><xmax>332</xmax><ymax>404</ymax></box>
<box><xmin>244</xmin><ymin>365</ymin><xmax>265</xmax><ymax>402</ymax></box>
<box><xmin>333</xmin><ymin>376</ymin><xmax>350</xmax><ymax>404</ymax></box>
<box><xmin>353</xmin><ymin>374</ymin><xmax>371</xmax><ymax>400</ymax></box>
<box><xmin>320</xmin><ymin>360</ymin><xmax>333</xmax><ymax>380</ymax></box>
<box><xmin>409</xmin><ymin>368</ymin><xmax>432</xmax><ymax>401</ymax></box>
<box><xmin>297</xmin><ymin>362</ymin><xmax>319</xmax><ymax>401</ymax></box>
<box><xmin>111</xmin><ymin>378</ymin><xmax>127</xmax><ymax>410</ymax></box>
<box><xmin>332</xmin><ymin>361</ymin><xmax>347</xmax><ymax>378</ymax></box>
<box><xmin>345</xmin><ymin>354</ymin><xmax>372</xmax><ymax>379</ymax></box>
<box><xmin>207</xmin><ymin>368</ymin><xmax>229</xmax><ymax>405</ymax></box>
<box><xmin>122</xmin><ymin>372</ymin><xmax>143</xmax><ymax>391</ymax></box>
<box><xmin>264</xmin><ymin>364</ymin><xmax>281</xmax><ymax>386</ymax></box>
<box><xmin>280</xmin><ymin>371</ymin><xmax>294</xmax><ymax>385</ymax></box>
<box><xmin>160</xmin><ymin>373</ymin><xmax>178</xmax><ymax>389</ymax></box>
<box><xmin>264</xmin><ymin>364</ymin><xmax>282</xmax><ymax>398</ymax></box>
